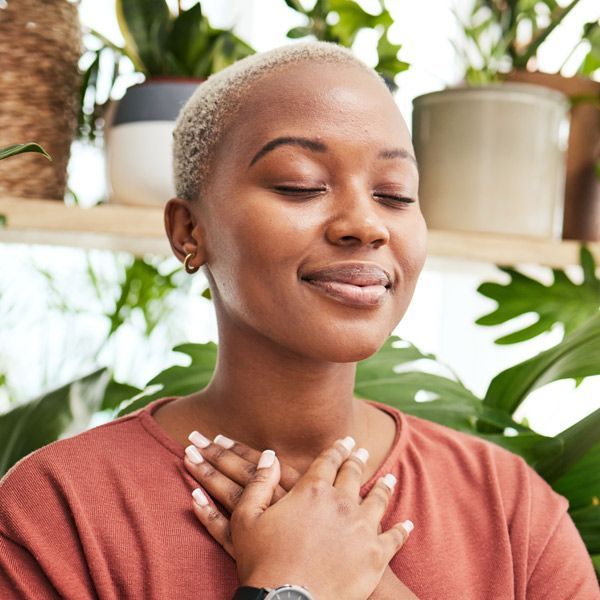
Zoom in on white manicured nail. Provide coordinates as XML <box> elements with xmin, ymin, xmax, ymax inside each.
<box><xmin>189</xmin><ymin>431</ymin><xmax>210</xmax><ymax>448</ymax></box>
<box><xmin>185</xmin><ymin>445</ymin><xmax>204</xmax><ymax>464</ymax></box>
<box><xmin>401</xmin><ymin>519</ymin><xmax>414</xmax><ymax>534</ymax></box>
<box><xmin>354</xmin><ymin>448</ymin><xmax>369</xmax><ymax>464</ymax></box>
<box><xmin>214</xmin><ymin>434</ymin><xmax>235</xmax><ymax>449</ymax></box>
<box><xmin>382</xmin><ymin>473</ymin><xmax>397</xmax><ymax>491</ymax></box>
<box><xmin>339</xmin><ymin>436</ymin><xmax>355</xmax><ymax>452</ymax></box>
<box><xmin>257</xmin><ymin>449</ymin><xmax>276</xmax><ymax>469</ymax></box>
<box><xmin>192</xmin><ymin>488</ymin><xmax>208</xmax><ymax>506</ymax></box>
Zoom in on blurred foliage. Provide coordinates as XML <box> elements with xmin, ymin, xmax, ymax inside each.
<box><xmin>282</xmin><ymin>0</ymin><xmax>409</xmax><ymax>90</ymax></box>
<box><xmin>476</xmin><ymin>246</ymin><xmax>600</xmax><ymax>344</ymax></box>
<box><xmin>452</xmin><ymin>0</ymin><xmax>597</xmax><ymax>84</ymax></box>
<box><xmin>78</xmin><ymin>0</ymin><xmax>254</xmax><ymax>143</ymax></box>
<box><xmin>0</xmin><ymin>143</ymin><xmax>51</xmax><ymax>162</ymax></box>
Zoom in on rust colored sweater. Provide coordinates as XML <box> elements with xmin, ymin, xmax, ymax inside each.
<box><xmin>0</xmin><ymin>396</ymin><xmax>598</xmax><ymax>599</ymax></box>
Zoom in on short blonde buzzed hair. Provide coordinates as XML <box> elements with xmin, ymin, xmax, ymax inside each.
<box><xmin>172</xmin><ymin>40</ymin><xmax>389</xmax><ymax>202</ymax></box>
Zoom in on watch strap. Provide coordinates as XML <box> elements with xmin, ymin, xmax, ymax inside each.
<box><xmin>232</xmin><ymin>586</ymin><xmax>269</xmax><ymax>600</ymax></box>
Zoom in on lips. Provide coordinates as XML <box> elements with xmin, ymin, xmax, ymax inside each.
<box><xmin>300</xmin><ymin>262</ymin><xmax>392</xmax><ymax>308</ymax></box>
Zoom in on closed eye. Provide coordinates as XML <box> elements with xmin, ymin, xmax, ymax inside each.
<box><xmin>375</xmin><ymin>194</ymin><xmax>416</xmax><ymax>205</ymax></box>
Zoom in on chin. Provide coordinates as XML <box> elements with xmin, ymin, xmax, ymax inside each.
<box><xmin>288</xmin><ymin>325</ymin><xmax>392</xmax><ymax>364</ymax></box>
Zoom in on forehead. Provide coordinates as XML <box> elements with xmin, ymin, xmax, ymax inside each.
<box><xmin>220</xmin><ymin>62</ymin><xmax>411</xmax><ymax>162</ymax></box>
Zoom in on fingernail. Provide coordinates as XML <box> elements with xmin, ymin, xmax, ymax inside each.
<box><xmin>189</xmin><ymin>431</ymin><xmax>210</xmax><ymax>448</ymax></box>
<box><xmin>382</xmin><ymin>473</ymin><xmax>397</xmax><ymax>491</ymax></box>
<box><xmin>214</xmin><ymin>434</ymin><xmax>235</xmax><ymax>449</ymax></box>
<box><xmin>354</xmin><ymin>448</ymin><xmax>369</xmax><ymax>464</ymax></box>
<box><xmin>401</xmin><ymin>519</ymin><xmax>414</xmax><ymax>534</ymax></box>
<box><xmin>257</xmin><ymin>449</ymin><xmax>276</xmax><ymax>469</ymax></box>
<box><xmin>192</xmin><ymin>488</ymin><xmax>208</xmax><ymax>507</ymax></box>
<box><xmin>339</xmin><ymin>436</ymin><xmax>355</xmax><ymax>452</ymax></box>
<box><xmin>185</xmin><ymin>445</ymin><xmax>204</xmax><ymax>464</ymax></box>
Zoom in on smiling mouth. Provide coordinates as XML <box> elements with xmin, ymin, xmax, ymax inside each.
<box><xmin>300</xmin><ymin>263</ymin><xmax>392</xmax><ymax>308</ymax></box>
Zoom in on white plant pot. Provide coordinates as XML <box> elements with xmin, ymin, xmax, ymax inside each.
<box><xmin>104</xmin><ymin>79</ymin><xmax>202</xmax><ymax>206</ymax></box>
<box><xmin>412</xmin><ymin>83</ymin><xmax>571</xmax><ymax>239</ymax></box>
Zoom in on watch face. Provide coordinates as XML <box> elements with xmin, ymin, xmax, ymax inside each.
<box><xmin>266</xmin><ymin>585</ymin><xmax>313</xmax><ymax>600</ymax></box>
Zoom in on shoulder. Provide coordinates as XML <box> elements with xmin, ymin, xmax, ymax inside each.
<box><xmin>0</xmin><ymin>408</ymin><xmax>159</xmax><ymax>536</ymax></box>
<box><xmin>383</xmin><ymin>404</ymin><xmax>568</xmax><ymax>518</ymax></box>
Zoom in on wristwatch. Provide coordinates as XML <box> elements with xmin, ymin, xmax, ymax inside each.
<box><xmin>232</xmin><ymin>584</ymin><xmax>314</xmax><ymax>599</ymax></box>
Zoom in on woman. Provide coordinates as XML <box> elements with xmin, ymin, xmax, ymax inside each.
<box><xmin>0</xmin><ymin>41</ymin><xmax>597</xmax><ymax>599</ymax></box>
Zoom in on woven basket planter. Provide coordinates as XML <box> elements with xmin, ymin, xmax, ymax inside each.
<box><xmin>0</xmin><ymin>0</ymin><xmax>82</xmax><ymax>200</ymax></box>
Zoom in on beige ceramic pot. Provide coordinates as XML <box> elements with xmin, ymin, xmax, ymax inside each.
<box><xmin>412</xmin><ymin>83</ymin><xmax>570</xmax><ymax>239</ymax></box>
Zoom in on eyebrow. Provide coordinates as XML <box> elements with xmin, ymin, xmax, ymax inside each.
<box><xmin>247</xmin><ymin>136</ymin><xmax>419</xmax><ymax>170</ymax></box>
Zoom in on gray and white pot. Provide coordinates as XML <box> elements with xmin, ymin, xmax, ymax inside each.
<box><xmin>412</xmin><ymin>82</ymin><xmax>571</xmax><ymax>239</ymax></box>
<box><xmin>104</xmin><ymin>78</ymin><xmax>203</xmax><ymax>206</ymax></box>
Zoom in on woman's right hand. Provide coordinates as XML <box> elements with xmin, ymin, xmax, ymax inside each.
<box><xmin>191</xmin><ymin>437</ymin><xmax>412</xmax><ymax>600</ymax></box>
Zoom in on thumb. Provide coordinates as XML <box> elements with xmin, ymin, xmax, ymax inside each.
<box><xmin>237</xmin><ymin>449</ymin><xmax>281</xmax><ymax>520</ymax></box>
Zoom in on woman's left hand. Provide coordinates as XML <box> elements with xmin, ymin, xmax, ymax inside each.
<box><xmin>183</xmin><ymin>433</ymin><xmax>419</xmax><ymax>599</ymax></box>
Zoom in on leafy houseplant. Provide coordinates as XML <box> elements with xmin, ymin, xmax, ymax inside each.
<box><xmin>79</xmin><ymin>0</ymin><xmax>255</xmax><ymax>206</ymax></box>
<box><xmin>282</xmin><ymin>0</ymin><xmax>409</xmax><ymax>91</ymax></box>
<box><xmin>1</xmin><ymin>246</ymin><xmax>598</xmax><ymax>575</ymax></box>
<box><xmin>453</xmin><ymin>0</ymin><xmax>600</xmax><ymax>241</ymax></box>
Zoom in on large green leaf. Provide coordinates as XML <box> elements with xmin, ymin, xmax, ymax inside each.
<box><xmin>0</xmin><ymin>143</ymin><xmax>51</xmax><ymax>162</ymax></box>
<box><xmin>117</xmin><ymin>342</ymin><xmax>218</xmax><ymax>416</ymax></box>
<box><xmin>355</xmin><ymin>337</ymin><xmax>526</xmax><ymax>433</ymax></box>
<box><xmin>166</xmin><ymin>3</ymin><xmax>210</xmax><ymax>76</ymax></box>
<box><xmin>0</xmin><ymin>369</ymin><xmax>110</xmax><ymax>477</ymax></box>
<box><xmin>534</xmin><ymin>407</ymin><xmax>600</xmax><ymax>482</ymax></box>
<box><xmin>476</xmin><ymin>246</ymin><xmax>600</xmax><ymax>344</ymax></box>
<box><xmin>552</xmin><ymin>439</ymin><xmax>600</xmax><ymax>509</ymax></box>
<box><xmin>116</xmin><ymin>0</ymin><xmax>171</xmax><ymax>75</ymax></box>
<box><xmin>483</xmin><ymin>311</ymin><xmax>600</xmax><ymax>413</ymax></box>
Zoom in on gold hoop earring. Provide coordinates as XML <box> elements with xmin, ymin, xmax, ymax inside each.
<box><xmin>183</xmin><ymin>252</ymin><xmax>200</xmax><ymax>274</ymax></box>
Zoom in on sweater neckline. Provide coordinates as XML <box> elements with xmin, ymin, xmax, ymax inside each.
<box><xmin>137</xmin><ymin>395</ymin><xmax>409</xmax><ymax>495</ymax></box>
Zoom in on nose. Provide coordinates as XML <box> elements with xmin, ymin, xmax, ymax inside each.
<box><xmin>324</xmin><ymin>189</ymin><xmax>390</xmax><ymax>249</ymax></box>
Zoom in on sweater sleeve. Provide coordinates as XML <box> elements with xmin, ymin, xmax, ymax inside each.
<box><xmin>524</xmin><ymin>465</ymin><xmax>600</xmax><ymax>599</ymax></box>
<box><xmin>0</xmin><ymin>532</ymin><xmax>61</xmax><ymax>599</ymax></box>
<box><xmin>0</xmin><ymin>450</ymin><xmax>98</xmax><ymax>600</ymax></box>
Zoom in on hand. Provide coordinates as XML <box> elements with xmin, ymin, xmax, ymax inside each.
<box><xmin>186</xmin><ymin>436</ymin><xmax>415</xmax><ymax>598</ymax></box>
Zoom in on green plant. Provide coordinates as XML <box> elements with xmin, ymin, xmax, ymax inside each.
<box><xmin>282</xmin><ymin>0</ymin><xmax>409</xmax><ymax>90</ymax></box>
<box><xmin>78</xmin><ymin>1</ymin><xmax>255</xmax><ymax>143</ymax></box>
<box><xmin>453</xmin><ymin>0</ymin><xmax>591</xmax><ymax>84</ymax></box>
<box><xmin>476</xmin><ymin>246</ymin><xmax>600</xmax><ymax>344</ymax></box>
<box><xmin>0</xmin><ymin>143</ymin><xmax>51</xmax><ymax>162</ymax></box>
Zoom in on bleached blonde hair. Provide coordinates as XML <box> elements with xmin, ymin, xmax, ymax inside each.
<box><xmin>172</xmin><ymin>40</ymin><xmax>389</xmax><ymax>202</ymax></box>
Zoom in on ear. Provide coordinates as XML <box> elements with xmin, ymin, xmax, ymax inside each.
<box><xmin>164</xmin><ymin>197</ymin><xmax>207</xmax><ymax>270</ymax></box>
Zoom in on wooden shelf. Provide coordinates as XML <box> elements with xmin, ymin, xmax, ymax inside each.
<box><xmin>0</xmin><ymin>195</ymin><xmax>598</xmax><ymax>268</ymax></box>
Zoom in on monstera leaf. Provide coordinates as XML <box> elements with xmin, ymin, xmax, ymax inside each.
<box><xmin>476</xmin><ymin>245</ymin><xmax>600</xmax><ymax>344</ymax></box>
<box><xmin>483</xmin><ymin>311</ymin><xmax>600</xmax><ymax>414</ymax></box>
<box><xmin>117</xmin><ymin>342</ymin><xmax>218</xmax><ymax>416</ymax></box>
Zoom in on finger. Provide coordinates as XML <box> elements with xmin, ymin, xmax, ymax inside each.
<box><xmin>184</xmin><ymin>450</ymin><xmax>244</xmax><ymax>514</ymax></box>
<box><xmin>298</xmin><ymin>436</ymin><xmax>356</xmax><ymax>488</ymax></box>
<box><xmin>186</xmin><ymin>433</ymin><xmax>287</xmax><ymax>509</ymax></box>
<box><xmin>219</xmin><ymin>435</ymin><xmax>301</xmax><ymax>491</ymax></box>
<box><xmin>333</xmin><ymin>447</ymin><xmax>369</xmax><ymax>498</ymax></box>
<box><xmin>190</xmin><ymin>487</ymin><xmax>235</xmax><ymax>558</ymax></box>
<box><xmin>379</xmin><ymin>519</ymin><xmax>414</xmax><ymax>562</ymax></box>
<box><xmin>360</xmin><ymin>473</ymin><xmax>397</xmax><ymax>525</ymax></box>
<box><xmin>235</xmin><ymin>449</ymin><xmax>281</xmax><ymax>522</ymax></box>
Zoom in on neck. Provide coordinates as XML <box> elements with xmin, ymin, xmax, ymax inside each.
<box><xmin>194</xmin><ymin>324</ymin><xmax>367</xmax><ymax>473</ymax></box>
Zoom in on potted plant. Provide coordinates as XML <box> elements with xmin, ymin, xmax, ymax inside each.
<box><xmin>81</xmin><ymin>0</ymin><xmax>254</xmax><ymax>206</ymax></box>
<box><xmin>281</xmin><ymin>0</ymin><xmax>409</xmax><ymax>91</ymax></box>
<box><xmin>411</xmin><ymin>0</ymin><xmax>598</xmax><ymax>240</ymax></box>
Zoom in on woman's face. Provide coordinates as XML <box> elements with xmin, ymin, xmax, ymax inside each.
<box><xmin>194</xmin><ymin>61</ymin><xmax>427</xmax><ymax>362</ymax></box>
